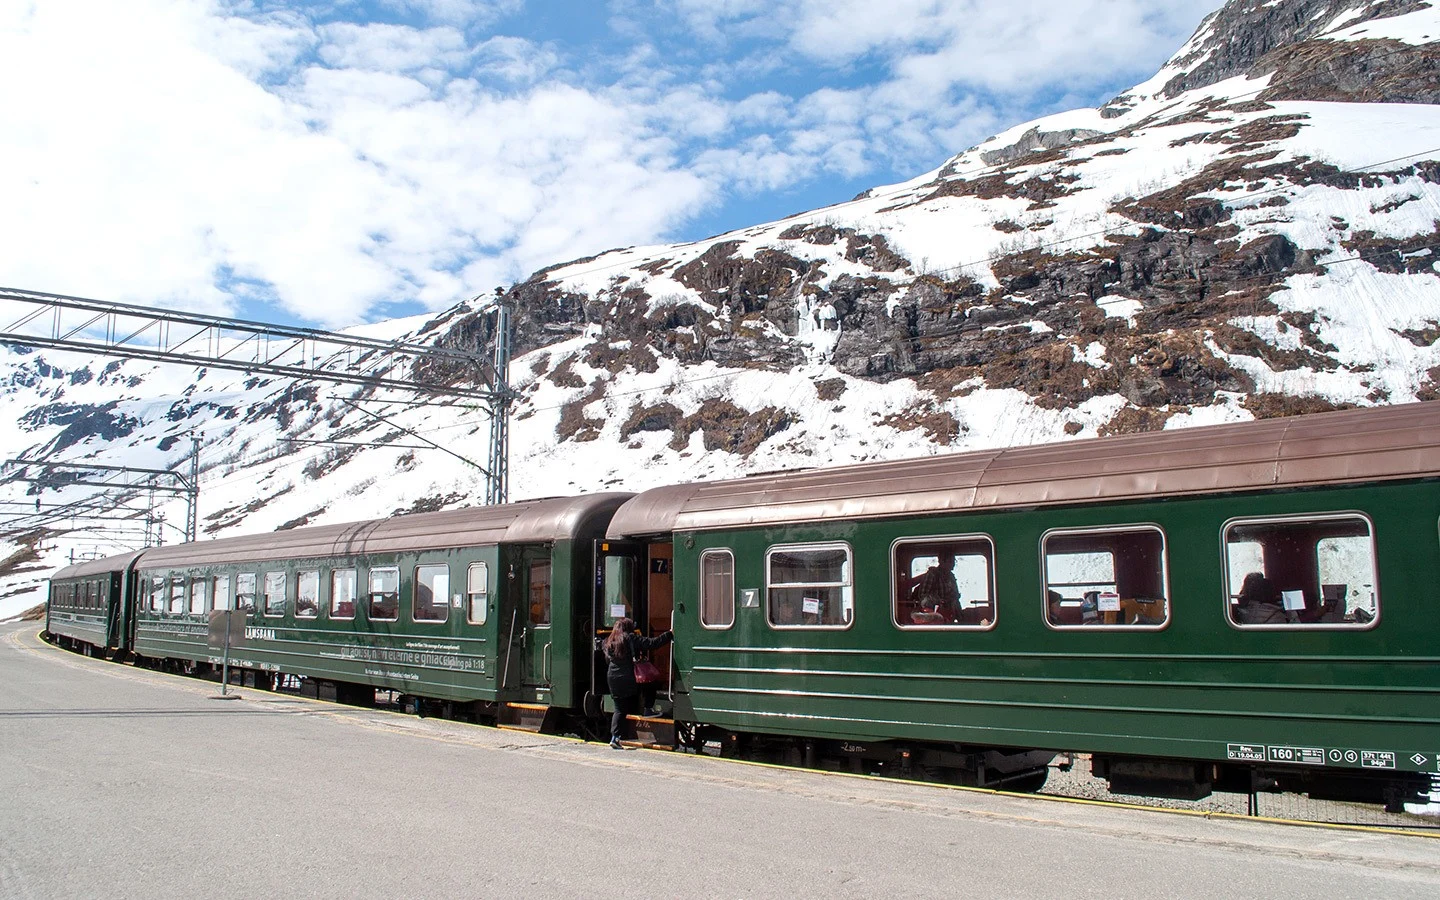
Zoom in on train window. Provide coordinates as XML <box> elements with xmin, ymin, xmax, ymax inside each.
<box><xmin>236</xmin><ymin>574</ymin><xmax>257</xmax><ymax>613</ymax></box>
<box><xmin>700</xmin><ymin>550</ymin><xmax>735</xmax><ymax>629</ymax></box>
<box><xmin>766</xmin><ymin>543</ymin><xmax>854</xmax><ymax>629</ymax></box>
<box><xmin>189</xmin><ymin>578</ymin><xmax>208</xmax><ymax>616</ymax></box>
<box><xmin>213</xmin><ymin>575</ymin><xmax>231</xmax><ymax>611</ymax></box>
<box><xmin>528</xmin><ymin>560</ymin><xmax>551</xmax><ymax>626</ymax></box>
<box><xmin>414</xmin><ymin>564</ymin><xmax>449</xmax><ymax>623</ymax></box>
<box><xmin>893</xmin><ymin>536</ymin><xmax>995</xmax><ymax>629</ymax></box>
<box><xmin>296</xmin><ymin>571</ymin><xmax>320</xmax><ymax>619</ymax></box>
<box><xmin>369</xmin><ymin>567</ymin><xmax>399</xmax><ymax>621</ymax></box>
<box><xmin>263</xmin><ymin>572</ymin><xmax>286</xmax><ymax>617</ymax></box>
<box><xmin>169</xmin><ymin>577</ymin><xmax>186</xmax><ymax>615</ymax></box>
<box><xmin>466</xmin><ymin>563</ymin><xmax>488</xmax><ymax>625</ymax></box>
<box><xmin>1223</xmin><ymin>514</ymin><xmax>1378</xmax><ymax>628</ymax></box>
<box><xmin>1043</xmin><ymin>526</ymin><xmax>1169</xmax><ymax>629</ymax></box>
<box><xmin>331</xmin><ymin>569</ymin><xmax>357</xmax><ymax>619</ymax></box>
<box><xmin>149</xmin><ymin>576</ymin><xmax>164</xmax><ymax>613</ymax></box>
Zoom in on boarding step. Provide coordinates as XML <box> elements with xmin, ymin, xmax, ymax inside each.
<box><xmin>497</xmin><ymin>702</ymin><xmax>560</xmax><ymax>733</ymax></box>
<box><xmin>625</xmin><ymin>714</ymin><xmax>676</xmax><ymax>749</ymax></box>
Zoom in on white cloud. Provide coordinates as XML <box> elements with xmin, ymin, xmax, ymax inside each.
<box><xmin>0</xmin><ymin>0</ymin><xmax>716</xmax><ymax>325</ymax></box>
<box><xmin>0</xmin><ymin>0</ymin><xmax>1222</xmax><ymax>327</ymax></box>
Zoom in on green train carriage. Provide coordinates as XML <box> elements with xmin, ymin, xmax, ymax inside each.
<box><xmin>129</xmin><ymin>494</ymin><xmax>630</xmax><ymax>716</ymax></box>
<box><xmin>46</xmin><ymin>550</ymin><xmax>143</xmax><ymax>657</ymax></box>
<box><xmin>604</xmin><ymin>402</ymin><xmax>1440</xmax><ymax>807</ymax></box>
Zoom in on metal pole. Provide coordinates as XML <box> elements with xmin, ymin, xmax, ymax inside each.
<box><xmin>487</xmin><ymin>290</ymin><xmax>513</xmax><ymax>506</ymax></box>
<box><xmin>221</xmin><ymin>614</ymin><xmax>231</xmax><ymax>697</ymax></box>
<box><xmin>185</xmin><ymin>434</ymin><xmax>199</xmax><ymax>544</ymax></box>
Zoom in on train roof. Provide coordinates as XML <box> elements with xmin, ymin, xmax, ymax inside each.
<box><xmin>606</xmin><ymin>402</ymin><xmax>1440</xmax><ymax>538</ymax></box>
<box><xmin>137</xmin><ymin>493</ymin><xmax>633</xmax><ymax>570</ymax></box>
<box><xmin>51</xmin><ymin>550</ymin><xmax>146</xmax><ymax>581</ymax></box>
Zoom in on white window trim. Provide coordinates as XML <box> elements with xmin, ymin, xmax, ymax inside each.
<box><xmin>890</xmin><ymin>533</ymin><xmax>998</xmax><ymax>631</ymax></box>
<box><xmin>1221</xmin><ymin>511</ymin><xmax>1380</xmax><ymax>632</ymax></box>
<box><xmin>413</xmin><ymin>563</ymin><xmax>450</xmax><ymax>623</ymax></box>
<box><xmin>368</xmin><ymin>566</ymin><xmax>400</xmax><ymax>622</ymax></box>
<box><xmin>263</xmin><ymin>571</ymin><xmax>287</xmax><ymax>619</ymax></box>
<box><xmin>699</xmin><ymin>548</ymin><xmax>736</xmax><ymax>630</ymax></box>
<box><xmin>765</xmin><ymin>541</ymin><xmax>855</xmax><ymax>631</ymax></box>
<box><xmin>330</xmin><ymin>568</ymin><xmax>358</xmax><ymax>620</ymax></box>
<box><xmin>466</xmin><ymin>562</ymin><xmax>489</xmax><ymax>625</ymax></box>
<box><xmin>1040</xmin><ymin>524</ymin><xmax>1171</xmax><ymax>632</ymax></box>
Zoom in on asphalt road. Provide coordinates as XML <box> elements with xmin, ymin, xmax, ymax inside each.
<box><xmin>1</xmin><ymin>621</ymin><xmax>1436</xmax><ymax>899</ymax></box>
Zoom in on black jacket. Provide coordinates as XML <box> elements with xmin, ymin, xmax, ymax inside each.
<box><xmin>605</xmin><ymin>631</ymin><xmax>673</xmax><ymax>699</ymax></box>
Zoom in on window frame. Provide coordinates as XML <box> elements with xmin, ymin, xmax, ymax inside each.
<box><xmin>890</xmin><ymin>533</ymin><xmax>998</xmax><ymax>631</ymax></box>
<box><xmin>168</xmin><ymin>576</ymin><xmax>186</xmax><ymax>616</ymax></box>
<box><xmin>213</xmin><ymin>574</ymin><xmax>231</xmax><ymax>612</ymax></box>
<box><xmin>295</xmin><ymin>570</ymin><xmax>320</xmax><ymax>619</ymax></box>
<box><xmin>189</xmin><ymin>577</ymin><xmax>209</xmax><ymax>616</ymax></box>
<box><xmin>1040</xmin><ymin>524</ymin><xmax>1171</xmax><ymax>632</ymax></box>
<box><xmin>368</xmin><ymin>566</ymin><xmax>400</xmax><ymax>622</ymax></box>
<box><xmin>236</xmin><ymin>573</ymin><xmax>258</xmax><ymax>614</ymax></box>
<box><xmin>330</xmin><ymin>568</ymin><xmax>357</xmax><ymax>620</ymax></box>
<box><xmin>1221</xmin><ymin>512</ymin><xmax>1380</xmax><ymax>632</ymax></box>
<box><xmin>699</xmin><ymin>548</ymin><xmax>736</xmax><ymax>630</ymax></box>
<box><xmin>764</xmin><ymin>541</ymin><xmax>855</xmax><ymax>631</ymax></box>
<box><xmin>412</xmin><ymin>563</ymin><xmax>450</xmax><ymax>624</ymax></box>
<box><xmin>263</xmin><ymin>571</ymin><xmax>287</xmax><ymax>619</ymax></box>
<box><xmin>466</xmin><ymin>562</ymin><xmax>488</xmax><ymax>625</ymax></box>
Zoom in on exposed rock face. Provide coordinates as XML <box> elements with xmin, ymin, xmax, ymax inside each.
<box><xmin>979</xmin><ymin>127</ymin><xmax>1106</xmax><ymax>166</ymax></box>
<box><xmin>1152</xmin><ymin>0</ymin><xmax>1433</xmax><ymax>99</ymax></box>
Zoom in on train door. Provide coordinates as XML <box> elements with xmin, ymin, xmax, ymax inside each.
<box><xmin>593</xmin><ymin>540</ymin><xmax>674</xmax><ymax>696</ymax></box>
<box><xmin>517</xmin><ymin>547</ymin><xmax>553</xmax><ymax>693</ymax></box>
<box><xmin>646</xmin><ymin>543</ymin><xmax>674</xmax><ymax>678</ymax></box>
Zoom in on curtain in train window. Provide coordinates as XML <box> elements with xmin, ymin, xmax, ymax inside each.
<box><xmin>767</xmin><ymin>544</ymin><xmax>853</xmax><ymax>628</ymax></box>
<box><xmin>169</xmin><ymin>577</ymin><xmax>186</xmax><ymax>615</ymax></box>
<box><xmin>1224</xmin><ymin>515</ymin><xmax>1377</xmax><ymax>628</ymax></box>
<box><xmin>701</xmin><ymin>550</ymin><xmax>735</xmax><ymax>628</ymax></box>
<box><xmin>414</xmin><ymin>564</ymin><xmax>449</xmax><ymax>622</ymax></box>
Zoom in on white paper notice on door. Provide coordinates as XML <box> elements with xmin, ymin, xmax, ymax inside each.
<box><xmin>610</xmin><ymin>604</ymin><xmax>628</xmax><ymax>619</ymax></box>
<box><xmin>802</xmin><ymin>597</ymin><xmax>821</xmax><ymax>615</ymax></box>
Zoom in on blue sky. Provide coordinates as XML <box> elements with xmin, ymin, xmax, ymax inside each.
<box><xmin>0</xmin><ymin>0</ymin><xmax>1222</xmax><ymax>327</ymax></box>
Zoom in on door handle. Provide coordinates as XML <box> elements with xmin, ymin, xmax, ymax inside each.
<box><xmin>543</xmin><ymin>642</ymin><xmax>552</xmax><ymax>680</ymax></box>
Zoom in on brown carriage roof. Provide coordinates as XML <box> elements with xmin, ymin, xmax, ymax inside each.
<box><xmin>52</xmin><ymin>550</ymin><xmax>146</xmax><ymax>581</ymax></box>
<box><xmin>136</xmin><ymin>493</ymin><xmax>633</xmax><ymax>571</ymax></box>
<box><xmin>607</xmin><ymin>402</ymin><xmax>1440</xmax><ymax>538</ymax></box>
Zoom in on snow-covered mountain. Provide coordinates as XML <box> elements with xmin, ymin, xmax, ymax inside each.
<box><xmin>4</xmin><ymin>0</ymin><xmax>1440</xmax><ymax>617</ymax></box>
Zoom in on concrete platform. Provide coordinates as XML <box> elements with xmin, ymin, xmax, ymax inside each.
<box><xmin>2</xmin><ymin>622</ymin><xmax>1436</xmax><ymax>899</ymax></box>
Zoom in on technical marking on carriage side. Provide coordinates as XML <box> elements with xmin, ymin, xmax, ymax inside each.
<box><xmin>1266</xmin><ymin>745</ymin><xmax>1325</xmax><ymax>766</ymax></box>
<box><xmin>1227</xmin><ymin>743</ymin><xmax>1265</xmax><ymax>762</ymax></box>
<box><xmin>1361</xmin><ymin>751</ymin><xmax>1396</xmax><ymax>769</ymax></box>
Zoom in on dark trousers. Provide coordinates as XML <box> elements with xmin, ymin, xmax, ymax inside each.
<box><xmin>611</xmin><ymin>693</ymin><xmax>639</xmax><ymax>740</ymax></box>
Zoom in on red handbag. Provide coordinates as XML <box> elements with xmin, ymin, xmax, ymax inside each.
<box><xmin>633</xmin><ymin>659</ymin><xmax>662</xmax><ymax>684</ymax></box>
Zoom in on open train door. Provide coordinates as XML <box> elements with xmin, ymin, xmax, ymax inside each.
<box><xmin>590</xmin><ymin>540</ymin><xmax>641</xmax><ymax>713</ymax></box>
<box><xmin>590</xmin><ymin>539</ymin><xmax>675</xmax><ymax>715</ymax></box>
